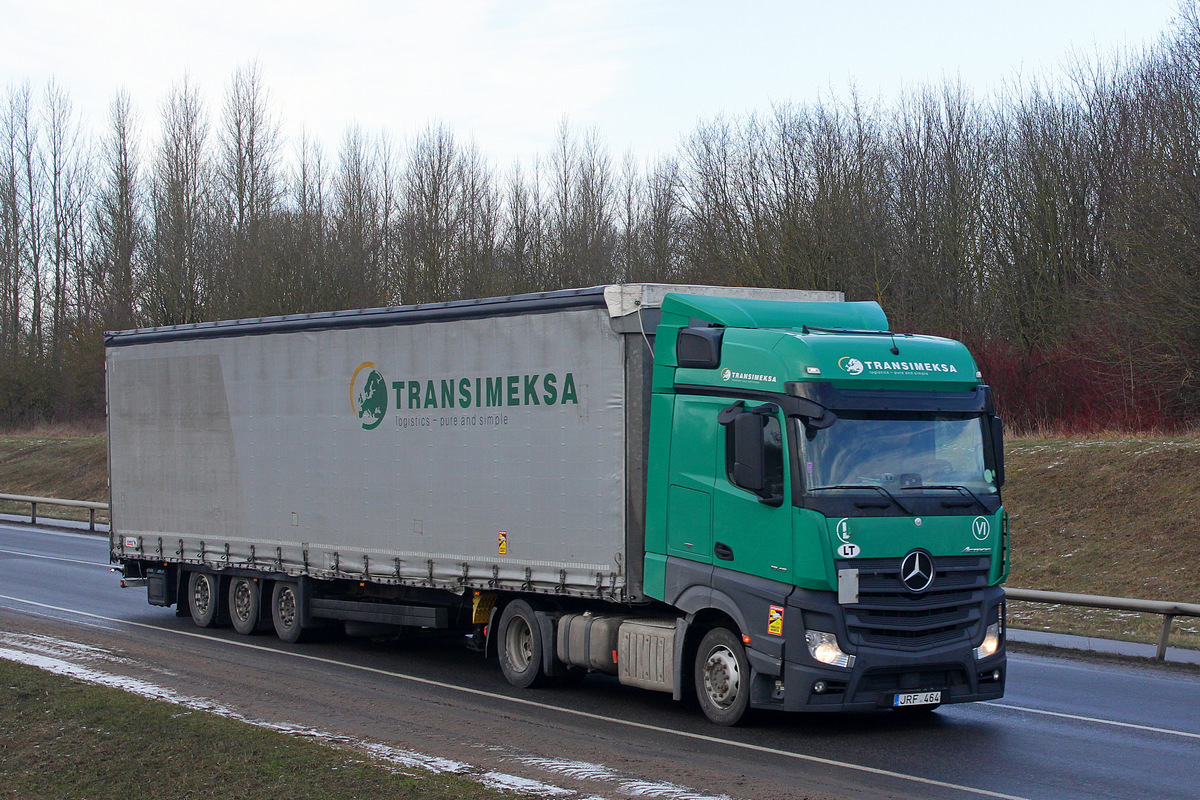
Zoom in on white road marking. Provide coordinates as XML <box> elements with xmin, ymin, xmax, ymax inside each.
<box><xmin>0</xmin><ymin>593</ymin><xmax>1033</xmax><ymax>800</ymax></box>
<box><xmin>987</xmin><ymin>702</ymin><xmax>1200</xmax><ymax>740</ymax></box>
<box><xmin>0</xmin><ymin>547</ymin><xmax>110</xmax><ymax>567</ymax></box>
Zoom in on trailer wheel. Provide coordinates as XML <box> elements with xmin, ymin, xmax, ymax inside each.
<box><xmin>228</xmin><ymin>576</ymin><xmax>261</xmax><ymax>635</ymax></box>
<box><xmin>694</xmin><ymin>627</ymin><xmax>751</xmax><ymax>726</ymax></box>
<box><xmin>497</xmin><ymin>600</ymin><xmax>547</xmax><ymax>688</ymax></box>
<box><xmin>187</xmin><ymin>571</ymin><xmax>223</xmax><ymax>628</ymax></box>
<box><xmin>271</xmin><ymin>581</ymin><xmax>307</xmax><ymax>643</ymax></box>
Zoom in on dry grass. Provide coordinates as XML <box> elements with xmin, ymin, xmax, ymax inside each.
<box><xmin>0</xmin><ymin>423</ymin><xmax>108</xmax><ymax>524</ymax></box>
<box><xmin>1004</xmin><ymin>432</ymin><xmax>1200</xmax><ymax>649</ymax></box>
<box><xmin>0</xmin><ymin>659</ymin><xmax>515</xmax><ymax>800</ymax></box>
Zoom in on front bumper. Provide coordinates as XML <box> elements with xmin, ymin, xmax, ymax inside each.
<box><xmin>746</xmin><ymin>583</ymin><xmax>1007</xmax><ymax>712</ymax></box>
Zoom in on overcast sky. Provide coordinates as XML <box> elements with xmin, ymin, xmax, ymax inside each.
<box><xmin>0</xmin><ymin>0</ymin><xmax>1186</xmax><ymax>167</ymax></box>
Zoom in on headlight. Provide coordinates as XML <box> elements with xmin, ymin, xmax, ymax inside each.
<box><xmin>974</xmin><ymin>621</ymin><xmax>1002</xmax><ymax>660</ymax></box>
<box><xmin>806</xmin><ymin>630</ymin><xmax>855</xmax><ymax>668</ymax></box>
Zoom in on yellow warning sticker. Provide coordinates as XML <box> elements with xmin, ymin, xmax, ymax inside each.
<box><xmin>768</xmin><ymin>605</ymin><xmax>784</xmax><ymax>636</ymax></box>
<box><xmin>498</xmin><ymin>530</ymin><xmax>508</xmax><ymax>555</ymax></box>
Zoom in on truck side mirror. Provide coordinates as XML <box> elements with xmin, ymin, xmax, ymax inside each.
<box><xmin>720</xmin><ymin>402</ymin><xmax>783</xmax><ymax>505</ymax></box>
<box><xmin>991</xmin><ymin>415</ymin><xmax>1005</xmax><ymax>488</ymax></box>
<box><xmin>731</xmin><ymin>412</ymin><xmax>766</xmax><ymax>492</ymax></box>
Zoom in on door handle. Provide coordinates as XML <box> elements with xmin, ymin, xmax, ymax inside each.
<box><xmin>714</xmin><ymin>542</ymin><xmax>734</xmax><ymax>561</ymax></box>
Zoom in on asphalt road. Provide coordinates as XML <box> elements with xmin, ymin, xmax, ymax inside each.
<box><xmin>2</xmin><ymin>522</ymin><xmax>1198</xmax><ymax>800</ymax></box>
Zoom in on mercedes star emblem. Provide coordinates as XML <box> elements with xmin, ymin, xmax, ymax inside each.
<box><xmin>900</xmin><ymin>550</ymin><xmax>935</xmax><ymax>593</ymax></box>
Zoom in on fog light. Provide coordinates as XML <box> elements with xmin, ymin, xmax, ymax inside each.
<box><xmin>805</xmin><ymin>630</ymin><xmax>855</xmax><ymax>668</ymax></box>
<box><xmin>974</xmin><ymin>622</ymin><xmax>1002</xmax><ymax>660</ymax></box>
<box><xmin>813</xmin><ymin>680</ymin><xmax>828</xmax><ymax>694</ymax></box>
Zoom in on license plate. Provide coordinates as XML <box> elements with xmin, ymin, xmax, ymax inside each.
<box><xmin>894</xmin><ymin>691</ymin><xmax>941</xmax><ymax>707</ymax></box>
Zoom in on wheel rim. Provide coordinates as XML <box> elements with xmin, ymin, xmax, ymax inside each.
<box><xmin>276</xmin><ymin>587</ymin><xmax>296</xmax><ymax>629</ymax></box>
<box><xmin>701</xmin><ymin>645</ymin><xmax>742</xmax><ymax>710</ymax></box>
<box><xmin>505</xmin><ymin>616</ymin><xmax>533</xmax><ymax>671</ymax></box>
<box><xmin>232</xmin><ymin>580</ymin><xmax>252</xmax><ymax>622</ymax></box>
<box><xmin>192</xmin><ymin>575</ymin><xmax>211</xmax><ymax>616</ymax></box>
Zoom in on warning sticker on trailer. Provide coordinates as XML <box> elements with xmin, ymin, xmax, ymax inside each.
<box><xmin>498</xmin><ymin>530</ymin><xmax>508</xmax><ymax>555</ymax></box>
<box><xmin>768</xmin><ymin>605</ymin><xmax>784</xmax><ymax>636</ymax></box>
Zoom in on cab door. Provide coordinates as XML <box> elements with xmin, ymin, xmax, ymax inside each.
<box><xmin>710</xmin><ymin>401</ymin><xmax>793</xmax><ymax>580</ymax></box>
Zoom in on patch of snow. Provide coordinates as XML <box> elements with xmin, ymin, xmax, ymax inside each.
<box><xmin>517</xmin><ymin>756</ymin><xmax>733</xmax><ymax>800</ymax></box>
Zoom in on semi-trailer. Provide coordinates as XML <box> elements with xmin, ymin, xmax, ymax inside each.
<box><xmin>108</xmin><ymin>283</ymin><xmax>1007</xmax><ymax>725</ymax></box>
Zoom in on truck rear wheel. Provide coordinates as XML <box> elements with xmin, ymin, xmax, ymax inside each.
<box><xmin>271</xmin><ymin>581</ymin><xmax>307</xmax><ymax>643</ymax></box>
<box><xmin>695</xmin><ymin>627</ymin><xmax>751</xmax><ymax>726</ymax></box>
<box><xmin>228</xmin><ymin>576</ymin><xmax>261</xmax><ymax>635</ymax></box>
<box><xmin>187</xmin><ymin>571</ymin><xmax>223</xmax><ymax>628</ymax></box>
<box><xmin>498</xmin><ymin>599</ymin><xmax>547</xmax><ymax>688</ymax></box>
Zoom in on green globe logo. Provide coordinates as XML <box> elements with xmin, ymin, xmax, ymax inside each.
<box><xmin>351</xmin><ymin>362</ymin><xmax>388</xmax><ymax>430</ymax></box>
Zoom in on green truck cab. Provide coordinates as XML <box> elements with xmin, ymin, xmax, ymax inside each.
<box><xmin>643</xmin><ymin>293</ymin><xmax>1006</xmax><ymax>722</ymax></box>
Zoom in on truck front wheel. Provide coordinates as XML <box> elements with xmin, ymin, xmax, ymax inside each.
<box><xmin>187</xmin><ymin>571</ymin><xmax>223</xmax><ymax>628</ymax></box>
<box><xmin>271</xmin><ymin>581</ymin><xmax>307</xmax><ymax>643</ymax></box>
<box><xmin>694</xmin><ymin>627</ymin><xmax>751</xmax><ymax>726</ymax></box>
<box><xmin>228</xmin><ymin>576</ymin><xmax>261</xmax><ymax>635</ymax></box>
<box><xmin>497</xmin><ymin>599</ymin><xmax>547</xmax><ymax>688</ymax></box>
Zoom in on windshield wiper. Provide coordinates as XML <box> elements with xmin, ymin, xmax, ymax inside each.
<box><xmin>904</xmin><ymin>483</ymin><xmax>989</xmax><ymax>512</ymax></box>
<box><xmin>810</xmin><ymin>484</ymin><xmax>915</xmax><ymax>515</ymax></box>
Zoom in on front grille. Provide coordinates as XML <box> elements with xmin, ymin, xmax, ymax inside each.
<box><xmin>840</xmin><ymin>555</ymin><xmax>990</xmax><ymax>651</ymax></box>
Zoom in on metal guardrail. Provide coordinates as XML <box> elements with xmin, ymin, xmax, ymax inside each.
<box><xmin>1006</xmin><ymin>588</ymin><xmax>1200</xmax><ymax>660</ymax></box>
<box><xmin>0</xmin><ymin>493</ymin><xmax>108</xmax><ymax>532</ymax></box>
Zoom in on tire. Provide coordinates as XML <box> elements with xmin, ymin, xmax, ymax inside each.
<box><xmin>228</xmin><ymin>576</ymin><xmax>261</xmax><ymax>635</ymax></box>
<box><xmin>187</xmin><ymin>571</ymin><xmax>222</xmax><ymax>628</ymax></box>
<box><xmin>694</xmin><ymin>627</ymin><xmax>751</xmax><ymax>726</ymax></box>
<box><xmin>497</xmin><ymin>600</ymin><xmax>547</xmax><ymax>688</ymax></box>
<box><xmin>271</xmin><ymin>581</ymin><xmax>307</xmax><ymax>643</ymax></box>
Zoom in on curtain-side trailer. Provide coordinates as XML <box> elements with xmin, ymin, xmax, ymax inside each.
<box><xmin>109</xmin><ymin>284</ymin><xmax>1007</xmax><ymax>725</ymax></box>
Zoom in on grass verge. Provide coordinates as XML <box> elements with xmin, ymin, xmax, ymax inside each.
<box><xmin>0</xmin><ymin>658</ymin><xmax>512</xmax><ymax>800</ymax></box>
<box><xmin>0</xmin><ymin>425</ymin><xmax>108</xmax><ymax>525</ymax></box>
<box><xmin>1003</xmin><ymin>434</ymin><xmax>1200</xmax><ymax>650</ymax></box>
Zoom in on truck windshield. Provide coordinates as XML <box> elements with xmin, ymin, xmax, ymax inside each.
<box><xmin>799</xmin><ymin>413</ymin><xmax>998</xmax><ymax>496</ymax></box>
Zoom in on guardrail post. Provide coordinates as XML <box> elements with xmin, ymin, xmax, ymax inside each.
<box><xmin>89</xmin><ymin>508</ymin><xmax>96</xmax><ymax>532</ymax></box>
<box><xmin>1156</xmin><ymin>614</ymin><xmax>1175</xmax><ymax>661</ymax></box>
<box><xmin>30</xmin><ymin>501</ymin><xmax>36</xmax><ymax>525</ymax></box>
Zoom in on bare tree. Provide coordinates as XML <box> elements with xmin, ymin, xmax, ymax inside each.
<box><xmin>400</xmin><ymin>123</ymin><xmax>461</xmax><ymax>303</ymax></box>
<box><xmin>330</xmin><ymin>125</ymin><xmax>383</xmax><ymax>309</ymax></box>
<box><xmin>43</xmin><ymin>80</ymin><xmax>91</xmax><ymax>366</ymax></box>
<box><xmin>546</xmin><ymin>121</ymin><xmax>617</xmax><ymax>288</ymax></box>
<box><xmin>93</xmin><ymin>90</ymin><xmax>141</xmax><ymax>332</ymax></box>
<box><xmin>216</xmin><ymin>61</ymin><xmax>282</xmax><ymax>317</ymax></box>
<box><xmin>144</xmin><ymin>75</ymin><xmax>213</xmax><ymax>326</ymax></box>
<box><xmin>498</xmin><ymin>161</ymin><xmax>546</xmax><ymax>294</ymax></box>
